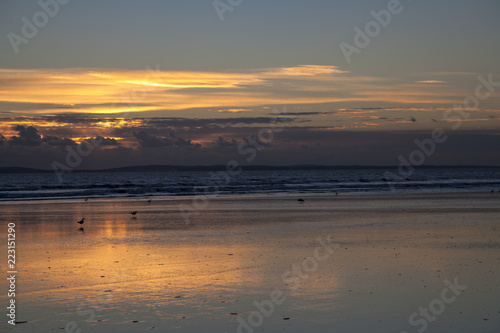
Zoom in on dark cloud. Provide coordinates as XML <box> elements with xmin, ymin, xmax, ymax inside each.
<box><xmin>94</xmin><ymin>136</ymin><xmax>120</xmax><ymax>146</ymax></box>
<box><xmin>279</xmin><ymin>111</ymin><xmax>336</xmax><ymax>116</ymax></box>
<box><xmin>0</xmin><ymin>115</ymin><xmax>100</xmax><ymax>127</ymax></box>
<box><xmin>1</xmin><ymin>128</ymin><xmax>500</xmax><ymax>169</ymax></box>
<box><xmin>244</xmin><ymin>134</ymin><xmax>272</xmax><ymax>148</ymax></box>
<box><xmin>215</xmin><ymin>136</ymin><xmax>238</xmax><ymax>147</ymax></box>
<box><xmin>144</xmin><ymin>117</ymin><xmax>296</xmax><ymax>129</ymax></box>
<box><xmin>1</xmin><ymin>125</ymin><xmax>115</xmax><ymax>148</ymax></box>
<box><xmin>384</xmin><ymin>117</ymin><xmax>416</xmax><ymax>123</ymax></box>
<box><xmin>133</xmin><ymin>131</ymin><xmax>200</xmax><ymax>149</ymax></box>
<box><xmin>1</xmin><ymin>115</ymin><xmax>298</xmax><ymax>132</ymax></box>
<box><xmin>338</xmin><ymin>107</ymin><xmax>447</xmax><ymax>113</ymax></box>
<box><xmin>1</xmin><ymin>116</ymin><xmax>499</xmax><ymax>169</ymax></box>
<box><xmin>42</xmin><ymin>135</ymin><xmax>77</xmax><ymax>147</ymax></box>
<box><xmin>9</xmin><ymin>125</ymin><xmax>42</xmax><ymax>146</ymax></box>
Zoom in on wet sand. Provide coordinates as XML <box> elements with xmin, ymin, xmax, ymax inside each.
<box><xmin>1</xmin><ymin>192</ymin><xmax>499</xmax><ymax>332</ymax></box>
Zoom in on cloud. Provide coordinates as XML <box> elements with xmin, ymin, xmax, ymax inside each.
<box><xmin>133</xmin><ymin>131</ymin><xmax>200</xmax><ymax>149</ymax></box>
<box><xmin>441</xmin><ymin>118</ymin><xmax>494</xmax><ymax>123</ymax></box>
<box><xmin>349</xmin><ymin>115</ymin><xmax>417</xmax><ymax>124</ymax></box>
<box><xmin>416</xmin><ymin>80</ymin><xmax>447</xmax><ymax>84</ymax></box>
<box><xmin>215</xmin><ymin>136</ymin><xmax>238</xmax><ymax>147</ymax></box>
<box><xmin>42</xmin><ymin>135</ymin><xmax>77</xmax><ymax>147</ymax></box>
<box><xmin>0</xmin><ymin>66</ymin><xmax>477</xmax><ymax>116</ymax></box>
<box><xmin>264</xmin><ymin>65</ymin><xmax>348</xmax><ymax>76</ymax></box>
<box><xmin>95</xmin><ymin>136</ymin><xmax>120</xmax><ymax>146</ymax></box>
<box><xmin>0</xmin><ymin>115</ymin><xmax>301</xmax><ymax>150</ymax></box>
<box><xmin>1</xmin><ymin>126</ymin><xmax>500</xmax><ymax>168</ymax></box>
<box><xmin>1</xmin><ymin>124</ymin><xmax>117</xmax><ymax>148</ymax></box>
<box><xmin>9</xmin><ymin>125</ymin><xmax>42</xmax><ymax>146</ymax></box>
<box><xmin>338</xmin><ymin>107</ymin><xmax>457</xmax><ymax>114</ymax></box>
<box><xmin>243</xmin><ymin>134</ymin><xmax>272</xmax><ymax>149</ymax></box>
<box><xmin>216</xmin><ymin>108</ymin><xmax>254</xmax><ymax>113</ymax></box>
<box><xmin>0</xmin><ymin>114</ymin><xmax>297</xmax><ymax>128</ymax></box>
<box><xmin>432</xmin><ymin>117</ymin><xmax>498</xmax><ymax>123</ymax></box>
<box><xmin>141</xmin><ymin>116</ymin><xmax>296</xmax><ymax>129</ymax></box>
<box><xmin>281</xmin><ymin>111</ymin><xmax>337</xmax><ymax>116</ymax></box>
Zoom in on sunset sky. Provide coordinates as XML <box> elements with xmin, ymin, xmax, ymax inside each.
<box><xmin>1</xmin><ymin>0</ymin><xmax>499</xmax><ymax>169</ymax></box>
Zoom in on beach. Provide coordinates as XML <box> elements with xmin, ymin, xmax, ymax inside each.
<box><xmin>1</xmin><ymin>192</ymin><xmax>499</xmax><ymax>332</ymax></box>
<box><xmin>2</xmin><ymin>0</ymin><xmax>499</xmax><ymax>332</ymax></box>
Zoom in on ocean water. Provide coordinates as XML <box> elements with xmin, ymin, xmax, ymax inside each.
<box><xmin>0</xmin><ymin>167</ymin><xmax>499</xmax><ymax>201</ymax></box>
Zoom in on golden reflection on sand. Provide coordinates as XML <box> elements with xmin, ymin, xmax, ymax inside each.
<box><xmin>1</xmin><ymin>193</ymin><xmax>499</xmax><ymax>332</ymax></box>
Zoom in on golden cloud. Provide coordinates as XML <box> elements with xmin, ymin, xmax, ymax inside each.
<box><xmin>0</xmin><ymin>66</ymin><xmax>495</xmax><ymax>119</ymax></box>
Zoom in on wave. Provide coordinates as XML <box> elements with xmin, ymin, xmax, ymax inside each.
<box><xmin>0</xmin><ymin>167</ymin><xmax>499</xmax><ymax>201</ymax></box>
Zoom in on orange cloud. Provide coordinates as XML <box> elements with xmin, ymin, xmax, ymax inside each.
<box><xmin>0</xmin><ymin>66</ymin><xmax>496</xmax><ymax>119</ymax></box>
<box><xmin>263</xmin><ymin>65</ymin><xmax>347</xmax><ymax>76</ymax></box>
<box><xmin>416</xmin><ymin>80</ymin><xmax>447</xmax><ymax>84</ymax></box>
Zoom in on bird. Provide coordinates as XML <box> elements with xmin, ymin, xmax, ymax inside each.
<box><xmin>84</xmin><ymin>198</ymin><xmax>89</xmax><ymax>202</ymax></box>
<box><xmin>297</xmin><ymin>199</ymin><xmax>305</xmax><ymax>203</ymax></box>
<box><xmin>130</xmin><ymin>211</ymin><xmax>138</xmax><ymax>216</ymax></box>
<box><xmin>77</xmin><ymin>218</ymin><xmax>85</xmax><ymax>225</ymax></box>
<box><xmin>147</xmin><ymin>198</ymin><xmax>152</xmax><ymax>203</ymax></box>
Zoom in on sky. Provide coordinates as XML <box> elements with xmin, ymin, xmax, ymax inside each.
<box><xmin>0</xmin><ymin>0</ymin><xmax>499</xmax><ymax>169</ymax></box>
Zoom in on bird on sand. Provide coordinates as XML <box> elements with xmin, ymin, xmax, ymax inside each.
<box><xmin>77</xmin><ymin>218</ymin><xmax>85</xmax><ymax>225</ymax></box>
<box><xmin>147</xmin><ymin>198</ymin><xmax>152</xmax><ymax>203</ymax></box>
<box><xmin>297</xmin><ymin>199</ymin><xmax>305</xmax><ymax>203</ymax></box>
<box><xmin>130</xmin><ymin>211</ymin><xmax>138</xmax><ymax>216</ymax></box>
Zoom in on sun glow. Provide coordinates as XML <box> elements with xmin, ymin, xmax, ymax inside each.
<box><xmin>0</xmin><ymin>66</ymin><xmax>472</xmax><ymax>118</ymax></box>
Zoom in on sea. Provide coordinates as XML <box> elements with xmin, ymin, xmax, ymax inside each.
<box><xmin>0</xmin><ymin>166</ymin><xmax>499</xmax><ymax>201</ymax></box>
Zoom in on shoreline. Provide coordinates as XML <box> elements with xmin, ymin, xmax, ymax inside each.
<box><xmin>0</xmin><ymin>188</ymin><xmax>498</xmax><ymax>205</ymax></box>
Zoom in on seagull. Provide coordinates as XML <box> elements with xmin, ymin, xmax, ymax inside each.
<box><xmin>130</xmin><ymin>211</ymin><xmax>138</xmax><ymax>216</ymax></box>
<box><xmin>77</xmin><ymin>218</ymin><xmax>85</xmax><ymax>225</ymax></box>
<box><xmin>297</xmin><ymin>199</ymin><xmax>305</xmax><ymax>203</ymax></box>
